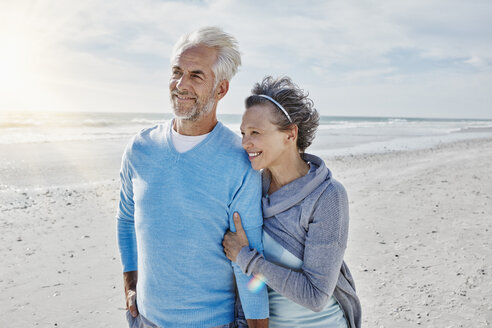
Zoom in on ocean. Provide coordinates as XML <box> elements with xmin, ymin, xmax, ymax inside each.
<box><xmin>1</xmin><ymin>111</ymin><xmax>492</xmax><ymax>157</ymax></box>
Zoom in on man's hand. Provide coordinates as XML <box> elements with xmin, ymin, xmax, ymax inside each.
<box><xmin>124</xmin><ymin>271</ymin><xmax>139</xmax><ymax>318</ymax></box>
<box><xmin>223</xmin><ymin>212</ymin><xmax>250</xmax><ymax>262</ymax></box>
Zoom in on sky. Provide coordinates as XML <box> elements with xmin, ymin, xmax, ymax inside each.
<box><xmin>1</xmin><ymin>0</ymin><xmax>491</xmax><ymax>119</ymax></box>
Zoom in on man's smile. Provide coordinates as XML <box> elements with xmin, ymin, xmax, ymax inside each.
<box><xmin>174</xmin><ymin>94</ymin><xmax>196</xmax><ymax>101</ymax></box>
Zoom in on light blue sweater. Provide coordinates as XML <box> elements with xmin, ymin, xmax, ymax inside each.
<box><xmin>117</xmin><ymin>120</ymin><xmax>269</xmax><ymax>327</ymax></box>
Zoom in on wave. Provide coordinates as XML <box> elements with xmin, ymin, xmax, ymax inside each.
<box><xmin>0</xmin><ymin>120</ymin><xmax>42</xmax><ymax>128</ymax></box>
<box><xmin>317</xmin><ymin>121</ymin><xmax>409</xmax><ymax>130</ymax></box>
<box><xmin>456</xmin><ymin>126</ymin><xmax>492</xmax><ymax>133</ymax></box>
<box><xmin>0</xmin><ymin>131</ymin><xmax>135</xmax><ymax>145</ymax></box>
<box><xmin>80</xmin><ymin>118</ymin><xmax>168</xmax><ymax>127</ymax></box>
<box><xmin>0</xmin><ymin>118</ymin><xmax>168</xmax><ymax>129</ymax></box>
<box><xmin>388</xmin><ymin>118</ymin><xmax>408</xmax><ymax>123</ymax></box>
<box><xmin>81</xmin><ymin>119</ymin><xmax>116</xmax><ymax>127</ymax></box>
<box><xmin>130</xmin><ymin>118</ymin><xmax>168</xmax><ymax>125</ymax></box>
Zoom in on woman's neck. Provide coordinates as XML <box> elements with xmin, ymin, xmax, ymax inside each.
<box><xmin>267</xmin><ymin>152</ymin><xmax>309</xmax><ymax>194</ymax></box>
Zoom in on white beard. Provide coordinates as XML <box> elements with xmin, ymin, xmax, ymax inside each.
<box><xmin>171</xmin><ymin>89</ymin><xmax>216</xmax><ymax>121</ymax></box>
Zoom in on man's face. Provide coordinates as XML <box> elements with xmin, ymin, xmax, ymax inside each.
<box><xmin>169</xmin><ymin>45</ymin><xmax>218</xmax><ymax>121</ymax></box>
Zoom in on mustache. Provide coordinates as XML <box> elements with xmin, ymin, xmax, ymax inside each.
<box><xmin>171</xmin><ymin>90</ymin><xmax>196</xmax><ymax>98</ymax></box>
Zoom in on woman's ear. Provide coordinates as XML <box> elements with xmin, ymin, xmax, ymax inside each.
<box><xmin>286</xmin><ymin>124</ymin><xmax>298</xmax><ymax>144</ymax></box>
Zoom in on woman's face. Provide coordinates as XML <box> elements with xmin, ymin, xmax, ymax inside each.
<box><xmin>240</xmin><ymin>104</ymin><xmax>292</xmax><ymax>171</ymax></box>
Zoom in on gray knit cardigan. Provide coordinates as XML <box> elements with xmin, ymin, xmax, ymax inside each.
<box><xmin>236</xmin><ymin>153</ymin><xmax>361</xmax><ymax>328</ymax></box>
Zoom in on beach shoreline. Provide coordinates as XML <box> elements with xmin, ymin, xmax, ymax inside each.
<box><xmin>1</xmin><ymin>137</ymin><xmax>491</xmax><ymax>327</ymax></box>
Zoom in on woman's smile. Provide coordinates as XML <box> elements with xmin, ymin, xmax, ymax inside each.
<box><xmin>248</xmin><ymin>151</ymin><xmax>262</xmax><ymax>160</ymax></box>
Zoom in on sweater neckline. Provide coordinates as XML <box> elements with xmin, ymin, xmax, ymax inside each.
<box><xmin>262</xmin><ymin>153</ymin><xmax>331</xmax><ymax>217</ymax></box>
<box><xmin>166</xmin><ymin>118</ymin><xmax>222</xmax><ymax>155</ymax></box>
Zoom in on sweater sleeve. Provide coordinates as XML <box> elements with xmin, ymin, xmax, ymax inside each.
<box><xmin>116</xmin><ymin>146</ymin><xmax>138</xmax><ymax>272</ymax></box>
<box><xmin>229</xmin><ymin>166</ymin><xmax>269</xmax><ymax>319</ymax></box>
<box><xmin>236</xmin><ymin>182</ymin><xmax>349</xmax><ymax>312</ymax></box>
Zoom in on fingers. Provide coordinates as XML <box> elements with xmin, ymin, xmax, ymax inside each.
<box><xmin>233</xmin><ymin>212</ymin><xmax>244</xmax><ymax>232</ymax></box>
<box><xmin>222</xmin><ymin>233</ymin><xmax>236</xmax><ymax>261</ymax></box>
<box><xmin>222</xmin><ymin>239</ymin><xmax>230</xmax><ymax>259</ymax></box>
<box><xmin>126</xmin><ymin>290</ymin><xmax>139</xmax><ymax>317</ymax></box>
<box><xmin>222</xmin><ymin>246</ymin><xmax>232</xmax><ymax>261</ymax></box>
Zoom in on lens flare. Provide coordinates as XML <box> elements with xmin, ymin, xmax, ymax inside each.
<box><xmin>247</xmin><ymin>274</ymin><xmax>267</xmax><ymax>293</ymax></box>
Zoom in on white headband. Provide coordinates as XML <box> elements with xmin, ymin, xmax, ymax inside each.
<box><xmin>257</xmin><ymin>94</ymin><xmax>293</xmax><ymax>123</ymax></box>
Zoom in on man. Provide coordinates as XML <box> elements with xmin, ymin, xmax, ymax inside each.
<box><xmin>117</xmin><ymin>27</ymin><xmax>269</xmax><ymax>327</ymax></box>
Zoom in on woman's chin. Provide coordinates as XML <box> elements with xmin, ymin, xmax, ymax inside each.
<box><xmin>250</xmin><ymin>162</ymin><xmax>264</xmax><ymax>171</ymax></box>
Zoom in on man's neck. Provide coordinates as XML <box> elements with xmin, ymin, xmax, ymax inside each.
<box><xmin>173</xmin><ymin>113</ymin><xmax>218</xmax><ymax>136</ymax></box>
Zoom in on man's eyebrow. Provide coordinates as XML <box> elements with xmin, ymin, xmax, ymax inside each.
<box><xmin>171</xmin><ymin>66</ymin><xmax>205</xmax><ymax>76</ymax></box>
<box><xmin>190</xmin><ymin>70</ymin><xmax>205</xmax><ymax>76</ymax></box>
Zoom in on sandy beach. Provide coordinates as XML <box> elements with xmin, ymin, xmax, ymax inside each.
<box><xmin>1</xmin><ymin>137</ymin><xmax>491</xmax><ymax>327</ymax></box>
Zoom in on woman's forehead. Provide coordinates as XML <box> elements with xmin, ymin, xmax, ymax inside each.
<box><xmin>241</xmin><ymin>105</ymin><xmax>277</xmax><ymax>129</ymax></box>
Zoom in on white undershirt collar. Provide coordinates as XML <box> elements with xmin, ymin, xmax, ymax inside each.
<box><xmin>171</xmin><ymin>126</ymin><xmax>210</xmax><ymax>153</ymax></box>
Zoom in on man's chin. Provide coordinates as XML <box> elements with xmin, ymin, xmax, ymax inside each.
<box><xmin>172</xmin><ymin>99</ymin><xmax>214</xmax><ymax>121</ymax></box>
<box><xmin>173</xmin><ymin>106</ymin><xmax>199</xmax><ymax>121</ymax></box>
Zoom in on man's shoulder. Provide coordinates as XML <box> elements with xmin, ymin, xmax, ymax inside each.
<box><xmin>213</xmin><ymin>123</ymin><xmax>250</xmax><ymax>165</ymax></box>
<box><xmin>124</xmin><ymin>123</ymin><xmax>169</xmax><ymax>156</ymax></box>
<box><xmin>215</xmin><ymin>122</ymin><xmax>241</xmax><ymax>145</ymax></box>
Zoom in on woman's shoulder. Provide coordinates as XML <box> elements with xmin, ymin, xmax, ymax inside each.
<box><xmin>303</xmin><ymin>154</ymin><xmax>348</xmax><ymax>204</ymax></box>
<box><xmin>325</xmin><ymin>177</ymin><xmax>348</xmax><ymax>198</ymax></box>
<box><xmin>294</xmin><ymin>174</ymin><xmax>349</xmax><ymax>222</ymax></box>
<box><xmin>304</xmin><ymin>152</ymin><xmax>348</xmax><ymax>202</ymax></box>
<box><xmin>315</xmin><ymin>177</ymin><xmax>348</xmax><ymax>211</ymax></box>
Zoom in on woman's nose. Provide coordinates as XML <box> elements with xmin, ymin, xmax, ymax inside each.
<box><xmin>241</xmin><ymin>135</ymin><xmax>252</xmax><ymax>149</ymax></box>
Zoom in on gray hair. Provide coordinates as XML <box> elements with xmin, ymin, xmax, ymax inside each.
<box><xmin>171</xmin><ymin>26</ymin><xmax>241</xmax><ymax>86</ymax></box>
<box><xmin>246</xmin><ymin>76</ymin><xmax>320</xmax><ymax>153</ymax></box>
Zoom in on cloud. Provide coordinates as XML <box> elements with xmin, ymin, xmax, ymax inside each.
<box><xmin>1</xmin><ymin>0</ymin><xmax>491</xmax><ymax>118</ymax></box>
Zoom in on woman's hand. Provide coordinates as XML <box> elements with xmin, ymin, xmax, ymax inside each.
<box><xmin>222</xmin><ymin>212</ymin><xmax>250</xmax><ymax>262</ymax></box>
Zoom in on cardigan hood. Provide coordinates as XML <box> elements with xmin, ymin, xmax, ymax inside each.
<box><xmin>262</xmin><ymin>153</ymin><xmax>331</xmax><ymax>218</ymax></box>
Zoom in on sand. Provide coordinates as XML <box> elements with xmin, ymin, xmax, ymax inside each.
<box><xmin>1</xmin><ymin>137</ymin><xmax>491</xmax><ymax>327</ymax></box>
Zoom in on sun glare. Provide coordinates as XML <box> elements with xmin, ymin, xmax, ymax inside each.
<box><xmin>0</xmin><ymin>35</ymin><xmax>37</xmax><ymax>98</ymax></box>
<box><xmin>0</xmin><ymin>6</ymin><xmax>46</xmax><ymax>112</ymax></box>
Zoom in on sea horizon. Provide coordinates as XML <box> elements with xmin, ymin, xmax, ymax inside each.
<box><xmin>1</xmin><ymin>110</ymin><xmax>492</xmax><ymax>157</ymax></box>
<box><xmin>2</xmin><ymin>109</ymin><xmax>492</xmax><ymax>121</ymax></box>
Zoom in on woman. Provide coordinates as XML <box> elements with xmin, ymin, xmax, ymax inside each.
<box><xmin>222</xmin><ymin>76</ymin><xmax>361</xmax><ymax>327</ymax></box>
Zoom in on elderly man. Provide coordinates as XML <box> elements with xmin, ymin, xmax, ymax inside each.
<box><xmin>117</xmin><ymin>27</ymin><xmax>269</xmax><ymax>327</ymax></box>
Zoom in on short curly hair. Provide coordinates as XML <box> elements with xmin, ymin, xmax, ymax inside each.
<box><xmin>245</xmin><ymin>76</ymin><xmax>319</xmax><ymax>153</ymax></box>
